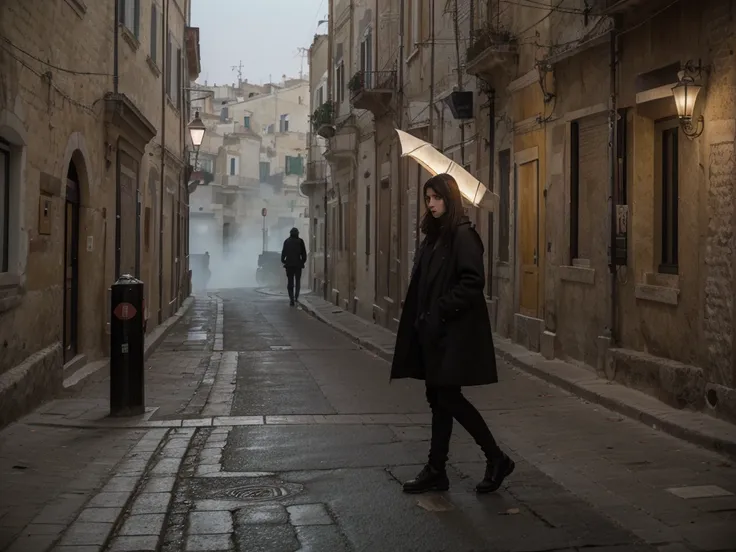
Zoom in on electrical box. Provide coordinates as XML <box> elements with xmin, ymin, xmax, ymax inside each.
<box><xmin>38</xmin><ymin>195</ymin><xmax>52</xmax><ymax>235</ymax></box>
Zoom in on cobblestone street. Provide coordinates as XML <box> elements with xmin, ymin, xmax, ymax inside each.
<box><xmin>1</xmin><ymin>289</ymin><xmax>735</xmax><ymax>552</ymax></box>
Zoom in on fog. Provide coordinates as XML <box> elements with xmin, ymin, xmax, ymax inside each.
<box><xmin>189</xmin><ymin>217</ymin><xmax>303</xmax><ymax>292</ymax></box>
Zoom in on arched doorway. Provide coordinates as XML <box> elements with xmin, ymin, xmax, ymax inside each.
<box><xmin>64</xmin><ymin>162</ymin><xmax>80</xmax><ymax>363</ymax></box>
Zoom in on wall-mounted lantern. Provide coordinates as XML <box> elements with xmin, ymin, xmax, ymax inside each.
<box><xmin>672</xmin><ymin>62</ymin><xmax>705</xmax><ymax>139</ymax></box>
<box><xmin>188</xmin><ymin>111</ymin><xmax>206</xmax><ymax>148</ymax></box>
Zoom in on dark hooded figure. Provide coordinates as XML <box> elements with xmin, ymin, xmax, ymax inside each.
<box><xmin>391</xmin><ymin>173</ymin><xmax>514</xmax><ymax>494</ymax></box>
<box><xmin>281</xmin><ymin>227</ymin><xmax>307</xmax><ymax>306</ymax></box>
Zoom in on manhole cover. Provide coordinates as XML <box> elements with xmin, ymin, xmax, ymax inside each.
<box><xmin>225</xmin><ymin>485</ymin><xmax>289</xmax><ymax>500</ymax></box>
<box><xmin>201</xmin><ymin>480</ymin><xmax>304</xmax><ymax>503</ymax></box>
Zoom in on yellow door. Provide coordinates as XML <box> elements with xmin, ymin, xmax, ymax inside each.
<box><xmin>518</xmin><ymin>160</ymin><xmax>539</xmax><ymax>317</ymax></box>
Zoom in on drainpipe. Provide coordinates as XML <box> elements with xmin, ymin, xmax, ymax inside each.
<box><xmin>159</xmin><ymin>0</ymin><xmax>169</xmax><ymax>324</ymax></box>
<box><xmin>113</xmin><ymin>0</ymin><xmax>120</xmax><ymax>277</ymax></box>
<box><xmin>113</xmin><ymin>0</ymin><xmax>119</xmax><ymax>94</ymax></box>
<box><xmin>607</xmin><ymin>24</ymin><xmax>619</xmax><ymax>343</ymax></box>
<box><xmin>324</xmin><ymin>0</ymin><xmax>334</xmax><ymax>300</ymax></box>
<box><xmin>488</xmin><ymin>88</ymin><xmax>495</xmax><ymax>296</ymax></box>
<box><xmin>418</xmin><ymin>0</ymin><xmax>436</xmax><ymax>252</ymax></box>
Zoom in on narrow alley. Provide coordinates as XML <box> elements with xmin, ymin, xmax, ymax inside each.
<box><xmin>2</xmin><ymin>289</ymin><xmax>734</xmax><ymax>552</ymax></box>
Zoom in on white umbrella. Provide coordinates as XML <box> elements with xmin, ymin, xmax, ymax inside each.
<box><xmin>395</xmin><ymin>129</ymin><xmax>500</xmax><ymax>212</ymax></box>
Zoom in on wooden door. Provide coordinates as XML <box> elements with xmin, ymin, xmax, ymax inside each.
<box><xmin>518</xmin><ymin>160</ymin><xmax>539</xmax><ymax>317</ymax></box>
<box><xmin>377</xmin><ymin>178</ymin><xmax>391</xmax><ymax>300</ymax></box>
<box><xmin>63</xmin><ymin>178</ymin><xmax>79</xmax><ymax>363</ymax></box>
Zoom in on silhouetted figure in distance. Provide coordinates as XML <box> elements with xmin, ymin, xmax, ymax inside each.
<box><xmin>281</xmin><ymin>227</ymin><xmax>307</xmax><ymax>306</ymax></box>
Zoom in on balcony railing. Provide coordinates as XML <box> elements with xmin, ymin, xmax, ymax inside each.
<box><xmin>305</xmin><ymin>161</ymin><xmax>327</xmax><ymax>183</ymax></box>
<box><xmin>311</xmin><ymin>101</ymin><xmax>335</xmax><ymax>136</ymax></box>
<box><xmin>465</xmin><ymin>26</ymin><xmax>517</xmax><ymax>76</ymax></box>
<box><xmin>220</xmin><ymin>174</ymin><xmax>260</xmax><ymax>189</ymax></box>
<box><xmin>349</xmin><ymin>70</ymin><xmax>396</xmax><ymax>99</ymax></box>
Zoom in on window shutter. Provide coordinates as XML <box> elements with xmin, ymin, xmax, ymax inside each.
<box><xmin>118</xmin><ymin>0</ymin><xmax>125</xmax><ymax>23</ymax></box>
<box><xmin>165</xmin><ymin>34</ymin><xmax>172</xmax><ymax>95</ymax></box>
<box><xmin>150</xmin><ymin>5</ymin><xmax>158</xmax><ymax>62</ymax></box>
<box><xmin>176</xmin><ymin>48</ymin><xmax>182</xmax><ymax>108</ymax></box>
<box><xmin>134</xmin><ymin>0</ymin><xmax>140</xmax><ymax>37</ymax></box>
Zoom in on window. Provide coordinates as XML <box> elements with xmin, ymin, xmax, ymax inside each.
<box><xmin>338</xmin><ymin>199</ymin><xmax>344</xmax><ymax>251</ymax></box>
<box><xmin>165</xmin><ymin>34</ymin><xmax>172</xmax><ymax>96</ymax></box>
<box><xmin>285</xmin><ymin>155</ymin><xmax>303</xmax><ymax>176</ymax></box>
<box><xmin>660</xmin><ymin>126</ymin><xmax>679</xmax><ymax>273</ymax></box>
<box><xmin>410</xmin><ymin>0</ymin><xmax>421</xmax><ymax>52</ymax></box>
<box><xmin>199</xmin><ymin>156</ymin><xmax>214</xmax><ymax>174</ymax></box>
<box><xmin>335</xmin><ymin>61</ymin><xmax>345</xmax><ymax>104</ymax></box>
<box><xmin>360</xmin><ymin>29</ymin><xmax>373</xmax><ymax>75</ymax></box>
<box><xmin>317</xmin><ymin>85</ymin><xmax>324</xmax><ymax>107</ymax></box>
<box><xmin>279</xmin><ymin>114</ymin><xmax>289</xmax><ymax>133</ymax></box>
<box><xmin>267</xmin><ymin>124</ymin><xmax>275</xmax><ymax>134</ymax></box>
<box><xmin>119</xmin><ymin>0</ymin><xmax>140</xmax><ymax>38</ymax></box>
<box><xmin>0</xmin><ymin>140</ymin><xmax>9</xmax><ymax>272</ymax></box>
<box><xmin>227</xmin><ymin>155</ymin><xmax>239</xmax><ymax>176</ymax></box>
<box><xmin>243</xmin><ymin>116</ymin><xmax>250</xmax><ymax>129</ymax></box>
<box><xmin>175</xmin><ymin>47</ymin><xmax>182</xmax><ymax>109</ymax></box>
<box><xmin>259</xmin><ymin>161</ymin><xmax>270</xmax><ymax>181</ymax></box>
<box><xmin>498</xmin><ymin>149</ymin><xmax>510</xmax><ymax>262</ymax></box>
<box><xmin>365</xmin><ymin>185</ymin><xmax>371</xmax><ymax>257</ymax></box>
<box><xmin>166</xmin><ymin>34</ymin><xmax>180</xmax><ymax>108</ymax></box>
<box><xmin>149</xmin><ymin>4</ymin><xmax>159</xmax><ymax>64</ymax></box>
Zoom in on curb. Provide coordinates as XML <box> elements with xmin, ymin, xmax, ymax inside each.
<box><xmin>299</xmin><ymin>298</ymin><xmax>394</xmax><ymax>363</ymax></box>
<box><xmin>492</xmin><ymin>343</ymin><xmax>736</xmax><ymax>461</ymax></box>
<box><xmin>300</xmin><ymin>295</ymin><xmax>736</xmax><ymax>461</ymax></box>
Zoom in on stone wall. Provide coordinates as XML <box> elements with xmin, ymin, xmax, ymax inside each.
<box><xmin>0</xmin><ymin>0</ymin><xmax>192</xmax><ymax>425</ymax></box>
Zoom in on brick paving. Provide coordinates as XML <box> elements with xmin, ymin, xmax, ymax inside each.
<box><xmin>1</xmin><ymin>289</ymin><xmax>735</xmax><ymax>551</ymax></box>
<box><xmin>0</xmin><ymin>294</ymin><xmax>218</xmax><ymax>551</ymax></box>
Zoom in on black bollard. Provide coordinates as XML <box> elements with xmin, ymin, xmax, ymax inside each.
<box><xmin>110</xmin><ymin>274</ymin><xmax>145</xmax><ymax>417</ymax></box>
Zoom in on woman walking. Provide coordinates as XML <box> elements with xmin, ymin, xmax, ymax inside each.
<box><xmin>391</xmin><ymin>173</ymin><xmax>514</xmax><ymax>494</ymax></box>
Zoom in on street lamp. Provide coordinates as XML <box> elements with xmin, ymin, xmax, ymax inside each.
<box><xmin>188</xmin><ymin>111</ymin><xmax>206</xmax><ymax>148</ymax></box>
<box><xmin>672</xmin><ymin>66</ymin><xmax>704</xmax><ymax>139</ymax></box>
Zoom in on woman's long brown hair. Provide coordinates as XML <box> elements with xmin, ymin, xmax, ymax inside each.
<box><xmin>420</xmin><ymin>173</ymin><xmax>465</xmax><ymax>243</ymax></box>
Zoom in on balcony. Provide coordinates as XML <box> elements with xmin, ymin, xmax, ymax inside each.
<box><xmin>220</xmin><ymin>174</ymin><xmax>260</xmax><ymax>191</ymax></box>
<box><xmin>349</xmin><ymin>70</ymin><xmax>396</xmax><ymax>114</ymax></box>
<box><xmin>312</xmin><ymin>102</ymin><xmax>335</xmax><ymax>139</ymax></box>
<box><xmin>465</xmin><ymin>26</ymin><xmax>518</xmax><ymax>78</ymax></box>
<box><xmin>300</xmin><ymin>161</ymin><xmax>327</xmax><ymax>196</ymax></box>
<box><xmin>324</xmin><ymin>125</ymin><xmax>357</xmax><ymax>165</ymax></box>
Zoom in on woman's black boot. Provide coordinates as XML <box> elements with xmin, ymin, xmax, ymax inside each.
<box><xmin>476</xmin><ymin>453</ymin><xmax>515</xmax><ymax>494</ymax></box>
<box><xmin>402</xmin><ymin>464</ymin><xmax>450</xmax><ymax>494</ymax></box>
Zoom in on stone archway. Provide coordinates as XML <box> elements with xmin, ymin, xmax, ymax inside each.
<box><xmin>60</xmin><ymin>133</ymin><xmax>100</xmax><ymax>362</ymax></box>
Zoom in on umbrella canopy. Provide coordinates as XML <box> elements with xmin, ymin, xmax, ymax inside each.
<box><xmin>395</xmin><ymin>129</ymin><xmax>500</xmax><ymax>212</ymax></box>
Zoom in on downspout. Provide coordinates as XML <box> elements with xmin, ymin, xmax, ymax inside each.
<box><xmin>488</xmin><ymin>88</ymin><xmax>495</xmax><ymax>296</ymax></box>
<box><xmin>453</xmin><ymin>0</ymin><xmax>465</xmax><ymax>167</ymax></box>
<box><xmin>159</xmin><ymin>0</ymin><xmax>169</xmax><ymax>324</ymax></box>
<box><xmin>113</xmin><ymin>0</ymin><xmax>119</xmax><ymax>94</ymax></box>
<box><xmin>324</xmin><ymin>0</ymin><xmax>334</xmax><ymax>300</ymax></box>
<box><xmin>113</xmin><ymin>0</ymin><xmax>120</xmax><ymax>278</ymax></box>
<box><xmin>397</xmin><ymin>0</ymin><xmax>405</xmax><ymax>296</ymax></box>
<box><xmin>418</xmin><ymin>0</ymin><xmax>436</xmax><ymax>251</ymax></box>
<box><xmin>607</xmin><ymin>24</ymin><xmax>619</xmax><ymax>343</ymax></box>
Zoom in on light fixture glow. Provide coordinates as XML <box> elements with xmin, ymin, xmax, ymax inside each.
<box><xmin>188</xmin><ymin>111</ymin><xmax>206</xmax><ymax>147</ymax></box>
<box><xmin>672</xmin><ymin>77</ymin><xmax>701</xmax><ymax>121</ymax></box>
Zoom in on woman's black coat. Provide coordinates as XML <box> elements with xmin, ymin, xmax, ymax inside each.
<box><xmin>390</xmin><ymin>219</ymin><xmax>498</xmax><ymax>387</ymax></box>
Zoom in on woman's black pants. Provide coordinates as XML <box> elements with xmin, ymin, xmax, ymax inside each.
<box><xmin>425</xmin><ymin>385</ymin><xmax>502</xmax><ymax>470</ymax></box>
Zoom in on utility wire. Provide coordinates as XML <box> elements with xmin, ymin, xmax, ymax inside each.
<box><xmin>2</xmin><ymin>37</ymin><xmax>112</xmax><ymax>76</ymax></box>
<box><xmin>0</xmin><ymin>42</ymin><xmax>98</xmax><ymax>114</ymax></box>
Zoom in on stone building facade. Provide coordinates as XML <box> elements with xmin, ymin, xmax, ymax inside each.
<box><xmin>0</xmin><ymin>0</ymin><xmax>201</xmax><ymax>427</ymax></box>
<box><xmin>308</xmin><ymin>0</ymin><xmax>736</xmax><ymax>423</ymax></box>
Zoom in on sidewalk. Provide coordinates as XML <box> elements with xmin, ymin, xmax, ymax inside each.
<box><xmin>298</xmin><ymin>293</ymin><xmax>736</xmax><ymax>461</ymax></box>
<box><xmin>0</xmin><ymin>293</ymin><xmax>219</xmax><ymax>551</ymax></box>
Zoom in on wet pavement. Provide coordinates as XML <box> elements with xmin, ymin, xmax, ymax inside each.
<box><xmin>1</xmin><ymin>288</ymin><xmax>735</xmax><ymax>552</ymax></box>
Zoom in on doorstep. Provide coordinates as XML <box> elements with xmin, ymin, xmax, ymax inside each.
<box><xmin>299</xmin><ymin>294</ymin><xmax>736</xmax><ymax>461</ymax></box>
